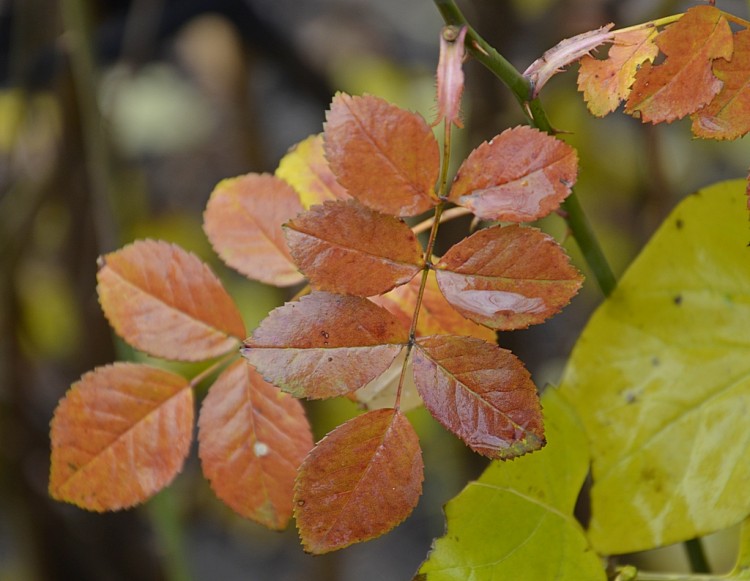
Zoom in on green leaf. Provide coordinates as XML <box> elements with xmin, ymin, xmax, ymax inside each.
<box><xmin>417</xmin><ymin>389</ymin><xmax>605</xmax><ymax>581</ymax></box>
<box><xmin>560</xmin><ymin>179</ymin><xmax>750</xmax><ymax>555</ymax></box>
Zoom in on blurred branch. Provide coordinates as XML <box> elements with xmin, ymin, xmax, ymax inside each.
<box><xmin>60</xmin><ymin>0</ymin><xmax>120</xmax><ymax>252</ymax></box>
<box><xmin>432</xmin><ymin>0</ymin><xmax>617</xmax><ymax>297</ymax></box>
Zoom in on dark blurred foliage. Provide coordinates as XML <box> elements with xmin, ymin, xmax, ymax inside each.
<box><xmin>1</xmin><ymin>0</ymin><xmax>749</xmax><ymax>579</ymax></box>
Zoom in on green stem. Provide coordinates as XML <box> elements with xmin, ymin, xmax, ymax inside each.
<box><xmin>732</xmin><ymin>516</ymin><xmax>750</xmax><ymax>575</ymax></box>
<box><xmin>684</xmin><ymin>538</ymin><xmax>711</xmax><ymax>574</ymax></box>
<box><xmin>432</xmin><ymin>0</ymin><xmax>617</xmax><ymax>297</ymax></box>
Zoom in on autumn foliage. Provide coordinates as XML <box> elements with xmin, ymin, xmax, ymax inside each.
<box><xmin>49</xmin><ymin>1</ymin><xmax>750</xmax><ymax>561</ymax></box>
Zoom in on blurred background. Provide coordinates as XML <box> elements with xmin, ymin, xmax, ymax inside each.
<box><xmin>2</xmin><ymin>0</ymin><xmax>749</xmax><ymax>579</ymax></box>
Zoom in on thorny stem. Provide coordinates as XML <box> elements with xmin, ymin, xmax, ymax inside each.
<box><xmin>432</xmin><ymin>0</ymin><xmax>617</xmax><ymax>296</ymax></box>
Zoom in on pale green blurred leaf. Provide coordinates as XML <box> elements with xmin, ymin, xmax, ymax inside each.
<box><xmin>560</xmin><ymin>179</ymin><xmax>750</xmax><ymax>555</ymax></box>
<box><xmin>417</xmin><ymin>389</ymin><xmax>604</xmax><ymax>581</ymax></box>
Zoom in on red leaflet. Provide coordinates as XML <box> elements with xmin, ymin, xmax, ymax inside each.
<box><xmin>198</xmin><ymin>360</ymin><xmax>313</xmax><ymax>530</ymax></box>
<box><xmin>50</xmin><ymin>364</ymin><xmax>193</xmax><ymax>510</ymax></box>
<box><xmin>294</xmin><ymin>408</ymin><xmax>423</xmax><ymax>554</ymax></box>
<box><xmin>626</xmin><ymin>5</ymin><xmax>732</xmax><ymax>123</ymax></box>
<box><xmin>284</xmin><ymin>200</ymin><xmax>424</xmax><ymax>297</ymax></box>
<box><xmin>324</xmin><ymin>93</ymin><xmax>440</xmax><ymax>217</ymax></box>
<box><xmin>242</xmin><ymin>292</ymin><xmax>408</xmax><ymax>399</ymax></box>
<box><xmin>413</xmin><ymin>335</ymin><xmax>545</xmax><ymax>459</ymax></box>
<box><xmin>435</xmin><ymin>225</ymin><xmax>583</xmax><ymax>330</ymax></box>
<box><xmin>97</xmin><ymin>240</ymin><xmax>246</xmax><ymax>361</ymax></box>
<box><xmin>203</xmin><ymin>173</ymin><xmax>305</xmax><ymax>287</ymax></box>
<box><xmin>275</xmin><ymin>133</ymin><xmax>351</xmax><ymax>208</ymax></box>
<box><xmin>692</xmin><ymin>30</ymin><xmax>750</xmax><ymax>140</ymax></box>
<box><xmin>448</xmin><ymin>126</ymin><xmax>578</xmax><ymax>222</ymax></box>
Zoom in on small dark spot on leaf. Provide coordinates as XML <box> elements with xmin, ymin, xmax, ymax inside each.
<box><xmin>297</xmin><ymin>499</ymin><xmax>305</xmax><ymax>507</ymax></box>
<box><xmin>624</xmin><ymin>391</ymin><xmax>637</xmax><ymax>404</ymax></box>
<box><xmin>320</xmin><ymin>330</ymin><xmax>329</xmax><ymax>340</ymax></box>
<box><xmin>651</xmin><ymin>356</ymin><xmax>660</xmax><ymax>367</ymax></box>
<box><xmin>673</xmin><ymin>294</ymin><xmax>682</xmax><ymax>306</ymax></box>
<box><xmin>67</xmin><ymin>462</ymin><xmax>78</xmax><ymax>471</ymax></box>
<box><xmin>675</xmin><ymin>218</ymin><xmax>684</xmax><ymax>229</ymax></box>
<box><xmin>327</xmin><ymin>357</ymin><xmax>333</xmax><ymax>362</ymax></box>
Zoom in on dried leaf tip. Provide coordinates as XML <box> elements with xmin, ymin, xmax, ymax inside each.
<box><xmin>524</xmin><ymin>24</ymin><xmax>615</xmax><ymax>99</ymax></box>
<box><xmin>435</xmin><ymin>25</ymin><xmax>468</xmax><ymax>128</ymax></box>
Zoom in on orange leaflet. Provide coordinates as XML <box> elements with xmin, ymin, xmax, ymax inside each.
<box><xmin>284</xmin><ymin>200</ymin><xmax>424</xmax><ymax>297</ymax></box>
<box><xmin>578</xmin><ymin>27</ymin><xmax>659</xmax><ymax>117</ymax></box>
<box><xmin>203</xmin><ymin>173</ymin><xmax>305</xmax><ymax>287</ymax></box>
<box><xmin>49</xmin><ymin>363</ymin><xmax>193</xmax><ymax>511</ymax></box>
<box><xmin>626</xmin><ymin>5</ymin><xmax>733</xmax><ymax>124</ymax></box>
<box><xmin>413</xmin><ymin>335</ymin><xmax>545</xmax><ymax>459</ymax></box>
<box><xmin>294</xmin><ymin>408</ymin><xmax>423</xmax><ymax>554</ymax></box>
<box><xmin>242</xmin><ymin>292</ymin><xmax>408</xmax><ymax>399</ymax></box>
<box><xmin>275</xmin><ymin>134</ymin><xmax>351</xmax><ymax>208</ymax></box>
<box><xmin>434</xmin><ymin>225</ymin><xmax>583</xmax><ymax>330</ymax></box>
<box><xmin>97</xmin><ymin>240</ymin><xmax>245</xmax><ymax>361</ymax></box>
<box><xmin>692</xmin><ymin>29</ymin><xmax>750</xmax><ymax>140</ymax></box>
<box><xmin>198</xmin><ymin>360</ymin><xmax>313</xmax><ymax>530</ymax></box>
<box><xmin>324</xmin><ymin>93</ymin><xmax>440</xmax><ymax>217</ymax></box>
<box><xmin>370</xmin><ymin>269</ymin><xmax>496</xmax><ymax>341</ymax></box>
<box><xmin>448</xmin><ymin>126</ymin><xmax>578</xmax><ymax>222</ymax></box>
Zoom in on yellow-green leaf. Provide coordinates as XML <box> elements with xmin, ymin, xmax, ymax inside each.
<box><xmin>560</xmin><ymin>179</ymin><xmax>750</xmax><ymax>554</ymax></box>
<box><xmin>275</xmin><ymin>134</ymin><xmax>350</xmax><ymax>209</ymax></box>
<box><xmin>417</xmin><ymin>389</ymin><xmax>604</xmax><ymax>581</ymax></box>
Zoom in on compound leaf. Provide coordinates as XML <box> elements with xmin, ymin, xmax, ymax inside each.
<box><xmin>448</xmin><ymin>126</ymin><xmax>577</xmax><ymax>222</ymax></box>
<box><xmin>97</xmin><ymin>240</ymin><xmax>245</xmax><ymax>361</ymax></box>
<box><xmin>417</xmin><ymin>389</ymin><xmax>605</xmax><ymax>581</ymax></box>
<box><xmin>692</xmin><ymin>29</ymin><xmax>750</xmax><ymax>140</ymax></box>
<box><xmin>242</xmin><ymin>292</ymin><xmax>408</xmax><ymax>399</ymax></box>
<box><xmin>578</xmin><ymin>27</ymin><xmax>659</xmax><ymax>117</ymax></box>
<box><xmin>275</xmin><ymin>134</ymin><xmax>350</xmax><ymax>208</ymax></box>
<box><xmin>198</xmin><ymin>360</ymin><xmax>313</xmax><ymax>530</ymax></box>
<box><xmin>560</xmin><ymin>179</ymin><xmax>750</xmax><ymax>554</ymax></box>
<box><xmin>49</xmin><ymin>363</ymin><xmax>193</xmax><ymax>511</ymax></box>
<box><xmin>369</xmin><ymin>270</ymin><xmax>496</xmax><ymax>342</ymax></box>
<box><xmin>294</xmin><ymin>408</ymin><xmax>423</xmax><ymax>554</ymax></box>
<box><xmin>625</xmin><ymin>5</ymin><xmax>733</xmax><ymax>123</ymax></box>
<box><xmin>324</xmin><ymin>93</ymin><xmax>440</xmax><ymax>217</ymax></box>
<box><xmin>435</xmin><ymin>225</ymin><xmax>583</xmax><ymax>330</ymax></box>
<box><xmin>284</xmin><ymin>200</ymin><xmax>424</xmax><ymax>297</ymax></box>
<box><xmin>204</xmin><ymin>173</ymin><xmax>305</xmax><ymax>287</ymax></box>
<box><xmin>413</xmin><ymin>335</ymin><xmax>545</xmax><ymax>459</ymax></box>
